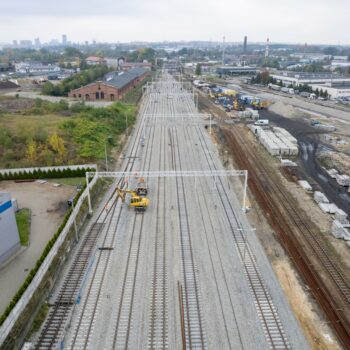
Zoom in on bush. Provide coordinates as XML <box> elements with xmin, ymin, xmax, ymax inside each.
<box><xmin>0</xmin><ymin>167</ymin><xmax>94</xmax><ymax>181</ymax></box>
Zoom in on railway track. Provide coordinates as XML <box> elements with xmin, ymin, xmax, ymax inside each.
<box><xmin>35</xmin><ymin>94</ymin><xmax>153</xmax><ymax>350</ymax></box>
<box><xmin>170</xmin><ymin>127</ymin><xmax>207</xmax><ymax>350</ymax></box>
<box><xmin>147</xmin><ymin>124</ymin><xmax>169</xmax><ymax>350</ymax></box>
<box><xmin>35</xmin><ymin>222</ymin><xmax>105</xmax><ymax>350</ymax></box>
<box><xmin>224</xmin><ymin>126</ymin><xmax>350</xmax><ymax>348</ymax></box>
<box><xmin>190</xmin><ymin>121</ymin><xmax>291</xmax><ymax>349</ymax></box>
<box><xmin>110</xmin><ymin>95</ymin><xmax>159</xmax><ymax>349</ymax></box>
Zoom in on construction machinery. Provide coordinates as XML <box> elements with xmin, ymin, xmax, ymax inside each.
<box><xmin>136</xmin><ymin>177</ymin><xmax>148</xmax><ymax>195</ymax></box>
<box><xmin>116</xmin><ymin>187</ymin><xmax>150</xmax><ymax>213</ymax></box>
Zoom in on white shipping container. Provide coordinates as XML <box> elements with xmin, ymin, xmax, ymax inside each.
<box><xmin>319</xmin><ymin>203</ymin><xmax>332</xmax><ymax>213</ymax></box>
<box><xmin>327</xmin><ymin>168</ymin><xmax>338</xmax><ymax>178</ymax></box>
<box><xmin>298</xmin><ymin>180</ymin><xmax>312</xmax><ymax>191</ymax></box>
<box><xmin>314</xmin><ymin>191</ymin><xmax>329</xmax><ymax>204</ymax></box>
<box><xmin>335</xmin><ymin>208</ymin><xmax>348</xmax><ymax>223</ymax></box>
<box><xmin>331</xmin><ymin>220</ymin><xmax>348</xmax><ymax>239</ymax></box>
<box><xmin>335</xmin><ymin>174</ymin><xmax>350</xmax><ymax>187</ymax></box>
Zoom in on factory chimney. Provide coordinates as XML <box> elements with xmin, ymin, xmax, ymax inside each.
<box><xmin>243</xmin><ymin>36</ymin><xmax>247</xmax><ymax>53</ymax></box>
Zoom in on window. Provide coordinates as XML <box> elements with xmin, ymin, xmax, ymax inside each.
<box><xmin>95</xmin><ymin>92</ymin><xmax>100</xmax><ymax>99</ymax></box>
<box><xmin>73</xmin><ymin>94</ymin><xmax>76</xmax><ymax>98</ymax></box>
<box><xmin>110</xmin><ymin>94</ymin><xmax>115</xmax><ymax>101</ymax></box>
<box><xmin>101</xmin><ymin>92</ymin><xmax>105</xmax><ymax>99</ymax></box>
<box><xmin>85</xmin><ymin>94</ymin><xmax>90</xmax><ymax>100</ymax></box>
<box><xmin>78</xmin><ymin>94</ymin><xmax>81</xmax><ymax>98</ymax></box>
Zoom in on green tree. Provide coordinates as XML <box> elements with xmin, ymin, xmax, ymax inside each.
<box><xmin>195</xmin><ymin>63</ymin><xmax>202</xmax><ymax>76</ymax></box>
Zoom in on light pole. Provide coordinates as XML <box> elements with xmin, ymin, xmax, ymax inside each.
<box><xmin>125</xmin><ymin>112</ymin><xmax>128</xmax><ymax>136</ymax></box>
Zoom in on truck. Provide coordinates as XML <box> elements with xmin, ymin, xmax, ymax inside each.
<box><xmin>268</xmin><ymin>83</ymin><xmax>281</xmax><ymax>91</ymax></box>
<box><xmin>254</xmin><ymin>119</ymin><xmax>269</xmax><ymax>126</ymax></box>
<box><xmin>300</xmin><ymin>91</ymin><xmax>311</xmax><ymax>98</ymax></box>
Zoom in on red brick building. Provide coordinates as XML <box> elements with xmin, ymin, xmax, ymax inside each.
<box><xmin>68</xmin><ymin>67</ymin><xmax>149</xmax><ymax>101</ymax></box>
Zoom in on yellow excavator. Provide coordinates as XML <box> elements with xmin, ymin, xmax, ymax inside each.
<box><xmin>116</xmin><ymin>187</ymin><xmax>150</xmax><ymax>213</ymax></box>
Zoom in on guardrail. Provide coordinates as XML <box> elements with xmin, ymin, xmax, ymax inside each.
<box><xmin>0</xmin><ymin>174</ymin><xmax>98</xmax><ymax>346</ymax></box>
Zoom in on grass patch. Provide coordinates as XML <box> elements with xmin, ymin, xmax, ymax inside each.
<box><xmin>0</xmin><ymin>99</ymin><xmax>137</xmax><ymax>168</ymax></box>
<box><xmin>47</xmin><ymin>177</ymin><xmax>85</xmax><ymax>186</ymax></box>
<box><xmin>15</xmin><ymin>209</ymin><xmax>31</xmax><ymax>246</ymax></box>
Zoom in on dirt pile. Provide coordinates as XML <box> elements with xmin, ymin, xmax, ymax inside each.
<box><xmin>268</xmin><ymin>101</ymin><xmax>301</xmax><ymax>119</ymax></box>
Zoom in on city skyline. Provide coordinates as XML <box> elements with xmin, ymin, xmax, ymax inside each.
<box><xmin>0</xmin><ymin>0</ymin><xmax>349</xmax><ymax>45</ymax></box>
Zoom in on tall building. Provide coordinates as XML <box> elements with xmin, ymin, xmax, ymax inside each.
<box><xmin>34</xmin><ymin>37</ymin><xmax>41</xmax><ymax>48</ymax></box>
<box><xmin>12</xmin><ymin>40</ymin><xmax>18</xmax><ymax>47</ymax></box>
<box><xmin>62</xmin><ymin>34</ymin><xmax>67</xmax><ymax>46</ymax></box>
<box><xmin>0</xmin><ymin>192</ymin><xmax>20</xmax><ymax>264</ymax></box>
<box><xmin>243</xmin><ymin>36</ymin><xmax>247</xmax><ymax>53</ymax></box>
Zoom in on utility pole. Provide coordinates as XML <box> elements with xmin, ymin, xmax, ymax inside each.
<box><xmin>125</xmin><ymin>112</ymin><xmax>128</xmax><ymax>135</ymax></box>
<box><xmin>104</xmin><ymin>142</ymin><xmax>108</xmax><ymax>171</ymax></box>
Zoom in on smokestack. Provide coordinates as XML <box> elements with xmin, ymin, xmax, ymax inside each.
<box><xmin>243</xmin><ymin>36</ymin><xmax>247</xmax><ymax>53</ymax></box>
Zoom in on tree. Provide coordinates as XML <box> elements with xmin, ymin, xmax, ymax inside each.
<box><xmin>26</xmin><ymin>140</ymin><xmax>37</xmax><ymax>163</ymax></box>
<box><xmin>195</xmin><ymin>63</ymin><xmax>202</xmax><ymax>76</ymax></box>
<box><xmin>49</xmin><ymin>132</ymin><xmax>66</xmax><ymax>160</ymax></box>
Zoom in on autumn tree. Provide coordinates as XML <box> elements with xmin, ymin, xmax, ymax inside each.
<box><xmin>49</xmin><ymin>132</ymin><xmax>66</xmax><ymax>161</ymax></box>
<box><xmin>26</xmin><ymin>139</ymin><xmax>37</xmax><ymax>163</ymax></box>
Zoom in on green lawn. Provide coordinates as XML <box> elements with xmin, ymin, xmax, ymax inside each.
<box><xmin>47</xmin><ymin>177</ymin><xmax>85</xmax><ymax>186</ymax></box>
<box><xmin>15</xmin><ymin>209</ymin><xmax>31</xmax><ymax>246</ymax></box>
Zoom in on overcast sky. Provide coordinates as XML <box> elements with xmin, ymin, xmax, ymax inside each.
<box><xmin>0</xmin><ymin>0</ymin><xmax>349</xmax><ymax>45</ymax></box>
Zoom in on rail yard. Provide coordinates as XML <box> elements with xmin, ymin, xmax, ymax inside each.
<box><xmin>30</xmin><ymin>72</ymin><xmax>310</xmax><ymax>349</ymax></box>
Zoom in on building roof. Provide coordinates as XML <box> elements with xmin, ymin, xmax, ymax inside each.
<box><xmin>121</xmin><ymin>62</ymin><xmax>152</xmax><ymax>67</ymax></box>
<box><xmin>272</xmin><ymin>71</ymin><xmax>349</xmax><ymax>80</ymax></box>
<box><xmin>86</xmin><ymin>56</ymin><xmax>106</xmax><ymax>62</ymax></box>
<box><xmin>0</xmin><ymin>81</ymin><xmax>19</xmax><ymax>89</ymax></box>
<box><xmin>103</xmin><ymin>67</ymin><xmax>148</xmax><ymax>89</ymax></box>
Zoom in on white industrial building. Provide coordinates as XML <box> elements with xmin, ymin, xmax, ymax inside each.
<box><xmin>270</xmin><ymin>71</ymin><xmax>350</xmax><ymax>86</ymax></box>
<box><xmin>15</xmin><ymin>62</ymin><xmax>60</xmax><ymax>75</ymax></box>
<box><xmin>309</xmin><ymin>83</ymin><xmax>350</xmax><ymax>99</ymax></box>
<box><xmin>0</xmin><ymin>192</ymin><xmax>21</xmax><ymax>264</ymax></box>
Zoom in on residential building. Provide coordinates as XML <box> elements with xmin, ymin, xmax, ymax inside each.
<box><xmin>68</xmin><ymin>67</ymin><xmax>149</xmax><ymax>101</ymax></box>
<box><xmin>119</xmin><ymin>61</ymin><xmax>152</xmax><ymax>71</ymax></box>
<box><xmin>86</xmin><ymin>56</ymin><xmax>106</xmax><ymax>65</ymax></box>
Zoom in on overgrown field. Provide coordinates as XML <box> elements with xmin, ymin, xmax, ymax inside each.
<box><xmin>0</xmin><ymin>97</ymin><xmax>136</xmax><ymax>168</ymax></box>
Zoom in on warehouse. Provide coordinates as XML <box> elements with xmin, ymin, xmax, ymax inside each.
<box><xmin>217</xmin><ymin>66</ymin><xmax>257</xmax><ymax>75</ymax></box>
<box><xmin>0</xmin><ymin>192</ymin><xmax>20</xmax><ymax>264</ymax></box>
<box><xmin>69</xmin><ymin>67</ymin><xmax>149</xmax><ymax>101</ymax></box>
<box><xmin>309</xmin><ymin>82</ymin><xmax>350</xmax><ymax>99</ymax></box>
<box><xmin>270</xmin><ymin>71</ymin><xmax>350</xmax><ymax>86</ymax></box>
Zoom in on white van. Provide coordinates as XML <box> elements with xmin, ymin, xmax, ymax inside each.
<box><xmin>254</xmin><ymin>119</ymin><xmax>269</xmax><ymax>126</ymax></box>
